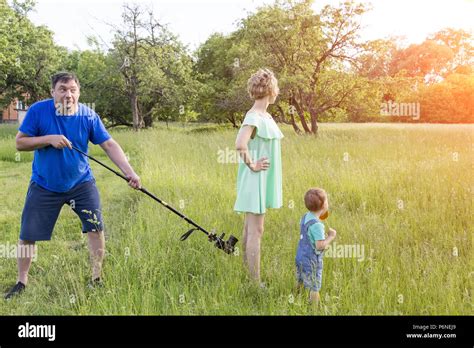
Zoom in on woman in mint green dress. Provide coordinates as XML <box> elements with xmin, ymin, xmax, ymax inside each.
<box><xmin>234</xmin><ymin>68</ymin><xmax>284</xmax><ymax>284</ymax></box>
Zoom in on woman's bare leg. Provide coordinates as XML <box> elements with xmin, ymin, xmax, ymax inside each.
<box><xmin>242</xmin><ymin>214</ymin><xmax>249</xmax><ymax>265</ymax></box>
<box><xmin>245</xmin><ymin>213</ymin><xmax>265</xmax><ymax>282</ymax></box>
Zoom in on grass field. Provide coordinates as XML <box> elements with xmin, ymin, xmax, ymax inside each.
<box><xmin>0</xmin><ymin>122</ymin><xmax>472</xmax><ymax>315</ymax></box>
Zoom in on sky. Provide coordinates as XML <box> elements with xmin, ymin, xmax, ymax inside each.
<box><xmin>24</xmin><ymin>0</ymin><xmax>474</xmax><ymax>52</ymax></box>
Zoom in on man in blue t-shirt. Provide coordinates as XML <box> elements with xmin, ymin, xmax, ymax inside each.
<box><xmin>5</xmin><ymin>72</ymin><xmax>141</xmax><ymax>299</ymax></box>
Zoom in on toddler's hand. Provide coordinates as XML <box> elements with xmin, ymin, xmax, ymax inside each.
<box><xmin>328</xmin><ymin>228</ymin><xmax>337</xmax><ymax>238</ymax></box>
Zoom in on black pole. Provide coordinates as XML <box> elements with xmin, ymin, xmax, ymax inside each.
<box><xmin>71</xmin><ymin>146</ymin><xmax>211</xmax><ymax>236</ymax></box>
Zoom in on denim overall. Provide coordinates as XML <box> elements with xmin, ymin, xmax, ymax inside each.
<box><xmin>295</xmin><ymin>213</ymin><xmax>324</xmax><ymax>291</ymax></box>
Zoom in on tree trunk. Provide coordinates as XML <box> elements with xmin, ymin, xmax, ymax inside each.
<box><xmin>309</xmin><ymin>110</ymin><xmax>319</xmax><ymax>134</ymax></box>
<box><xmin>292</xmin><ymin>97</ymin><xmax>311</xmax><ymax>134</ymax></box>
<box><xmin>274</xmin><ymin>104</ymin><xmax>286</xmax><ymax>123</ymax></box>
<box><xmin>130</xmin><ymin>92</ymin><xmax>143</xmax><ymax>131</ymax></box>
<box><xmin>289</xmin><ymin>109</ymin><xmax>302</xmax><ymax>134</ymax></box>
<box><xmin>144</xmin><ymin>114</ymin><xmax>153</xmax><ymax>127</ymax></box>
<box><xmin>227</xmin><ymin>113</ymin><xmax>238</xmax><ymax>128</ymax></box>
<box><xmin>306</xmin><ymin>96</ymin><xmax>320</xmax><ymax>135</ymax></box>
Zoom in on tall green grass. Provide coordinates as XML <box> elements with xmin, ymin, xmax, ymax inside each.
<box><xmin>0</xmin><ymin>123</ymin><xmax>472</xmax><ymax>315</ymax></box>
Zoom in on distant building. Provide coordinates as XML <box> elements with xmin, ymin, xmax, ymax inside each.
<box><xmin>1</xmin><ymin>98</ymin><xmax>28</xmax><ymax>124</ymax></box>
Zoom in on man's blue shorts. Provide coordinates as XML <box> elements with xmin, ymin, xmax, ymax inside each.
<box><xmin>20</xmin><ymin>179</ymin><xmax>104</xmax><ymax>241</ymax></box>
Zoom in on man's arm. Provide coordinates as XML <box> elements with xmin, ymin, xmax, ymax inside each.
<box><xmin>16</xmin><ymin>132</ymin><xmax>72</xmax><ymax>151</ymax></box>
<box><xmin>99</xmin><ymin>138</ymin><xmax>141</xmax><ymax>189</ymax></box>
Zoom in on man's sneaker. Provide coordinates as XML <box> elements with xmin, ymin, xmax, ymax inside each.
<box><xmin>4</xmin><ymin>282</ymin><xmax>26</xmax><ymax>300</ymax></box>
<box><xmin>87</xmin><ymin>277</ymin><xmax>104</xmax><ymax>289</ymax></box>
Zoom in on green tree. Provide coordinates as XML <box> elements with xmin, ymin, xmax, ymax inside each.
<box><xmin>107</xmin><ymin>4</ymin><xmax>200</xmax><ymax>129</ymax></box>
<box><xmin>66</xmin><ymin>49</ymin><xmax>131</xmax><ymax>127</ymax></box>
<box><xmin>418</xmin><ymin>72</ymin><xmax>474</xmax><ymax>123</ymax></box>
<box><xmin>429</xmin><ymin>28</ymin><xmax>474</xmax><ymax>74</ymax></box>
<box><xmin>0</xmin><ymin>0</ymin><xmax>66</xmax><ymax>107</ymax></box>
<box><xmin>221</xmin><ymin>0</ymin><xmax>370</xmax><ymax>134</ymax></box>
<box><xmin>194</xmin><ymin>33</ymin><xmax>254</xmax><ymax>127</ymax></box>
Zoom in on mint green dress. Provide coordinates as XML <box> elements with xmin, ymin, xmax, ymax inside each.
<box><xmin>234</xmin><ymin>112</ymin><xmax>284</xmax><ymax>214</ymax></box>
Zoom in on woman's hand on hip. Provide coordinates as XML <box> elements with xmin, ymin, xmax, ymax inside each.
<box><xmin>250</xmin><ymin>157</ymin><xmax>270</xmax><ymax>172</ymax></box>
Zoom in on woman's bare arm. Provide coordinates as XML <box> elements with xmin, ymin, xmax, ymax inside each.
<box><xmin>235</xmin><ymin>126</ymin><xmax>269</xmax><ymax>172</ymax></box>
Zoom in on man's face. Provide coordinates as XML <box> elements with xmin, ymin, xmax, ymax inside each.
<box><xmin>51</xmin><ymin>79</ymin><xmax>80</xmax><ymax>114</ymax></box>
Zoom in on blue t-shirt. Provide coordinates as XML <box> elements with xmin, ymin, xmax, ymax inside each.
<box><xmin>19</xmin><ymin>99</ymin><xmax>111</xmax><ymax>192</ymax></box>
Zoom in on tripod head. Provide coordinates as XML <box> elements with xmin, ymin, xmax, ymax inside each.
<box><xmin>208</xmin><ymin>232</ymin><xmax>238</xmax><ymax>254</ymax></box>
<box><xmin>180</xmin><ymin>228</ymin><xmax>238</xmax><ymax>254</ymax></box>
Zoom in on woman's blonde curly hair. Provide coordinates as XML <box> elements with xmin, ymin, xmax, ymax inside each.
<box><xmin>247</xmin><ymin>68</ymin><xmax>279</xmax><ymax>100</ymax></box>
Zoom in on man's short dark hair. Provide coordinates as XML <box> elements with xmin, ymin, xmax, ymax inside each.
<box><xmin>51</xmin><ymin>72</ymin><xmax>81</xmax><ymax>89</ymax></box>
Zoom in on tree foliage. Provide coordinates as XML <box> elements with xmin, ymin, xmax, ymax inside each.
<box><xmin>1</xmin><ymin>0</ymin><xmax>472</xmax><ymax>129</ymax></box>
